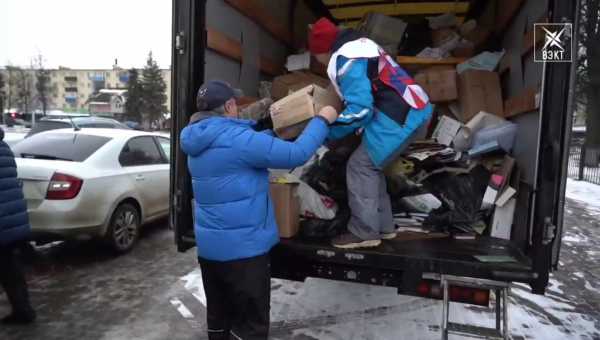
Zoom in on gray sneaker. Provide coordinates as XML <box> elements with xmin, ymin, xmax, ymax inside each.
<box><xmin>332</xmin><ymin>233</ymin><xmax>381</xmax><ymax>249</ymax></box>
<box><xmin>380</xmin><ymin>232</ymin><xmax>397</xmax><ymax>240</ymax></box>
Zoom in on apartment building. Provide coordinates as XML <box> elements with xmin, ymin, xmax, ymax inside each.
<box><xmin>1</xmin><ymin>65</ymin><xmax>171</xmax><ymax>114</ymax></box>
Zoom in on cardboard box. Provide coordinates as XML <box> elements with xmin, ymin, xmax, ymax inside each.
<box><xmin>269</xmin><ymin>183</ymin><xmax>300</xmax><ymax>238</ymax></box>
<box><xmin>271</xmin><ymin>72</ymin><xmax>330</xmax><ymax>100</ymax></box>
<box><xmin>357</xmin><ymin>12</ymin><xmax>407</xmax><ymax>55</ymax></box>
<box><xmin>452</xmin><ymin>43</ymin><xmax>476</xmax><ymax>58</ymax></box>
<box><xmin>431</xmin><ymin>28</ymin><xmax>460</xmax><ymax>48</ymax></box>
<box><xmin>414</xmin><ymin>68</ymin><xmax>458</xmax><ymax>102</ymax></box>
<box><xmin>503</xmin><ymin>87</ymin><xmax>540</xmax><ymax>118</ymax></box>
<box><xmin>458</xmin><ymin>70</ymin><xmax>504</xmax><ymax>122</ymax></box>
<box><xmin>271</xmin><ymin>90</ymin><xmax>315</xmax><ymax>136</ymax></box>
<box><xmin>271</xmin><ymin>84</ymin><xmax>342</xmax><ymax>139</ymax></box>
<box><xmin>291</xmin><ymin>84</ymin><xmax>343</xmax><ymax>113</ymax></box>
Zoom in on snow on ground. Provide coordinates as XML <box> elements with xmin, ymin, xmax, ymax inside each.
<box><xmin>166</xmin><ymin>180</ymin><xmax>600</xmax><ymax>339</ymax></box>
<box><xmin>562</xmin><ymin>233</ymin><xmax>590</xmax><ymax>244</ymax></box>
<box><xmin>176</xmin><ymin>271</ymin><xmax>600</xmax><ymax>340</ymax></box>
<box><xmin>566</xmin><ymin>178</ymin><xmax>600</xmax><ymax>213</ymax></box>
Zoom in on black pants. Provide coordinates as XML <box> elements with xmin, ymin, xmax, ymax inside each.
<box><xmin>0</xmin><ymin>244</ymin><xmax>34</xmax><ymax>317</ymax></box>
<box><xmin>199</xmin><ymin>254</ymin><xmax>270</xmax><ymax>340</ymax></box>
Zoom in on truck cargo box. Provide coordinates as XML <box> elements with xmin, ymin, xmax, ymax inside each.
<box><xmin>171</xmin><ymin>0</ymin><xmax>577</xmax><ymax>296</ymax></box>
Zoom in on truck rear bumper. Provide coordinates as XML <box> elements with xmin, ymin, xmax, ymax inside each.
<box><xmin>271</xmin><ymin>236</ymin><xmax>536</xmax><ymax>294</ymax></box>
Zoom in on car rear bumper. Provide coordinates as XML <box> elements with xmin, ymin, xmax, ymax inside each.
<box><xmin>28</xmin><ymin>199</ymin><xmax>109</xmax><ymax>240</ymax></box>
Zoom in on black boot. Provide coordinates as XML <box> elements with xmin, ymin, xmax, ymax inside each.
<box><xmin>1</xmin><ymin>311</ymin><xmax>36</xmax><ymax>325</ymax></box>
<box><xmin>0</xmin><ymin>245</ymin><xmax>36</xmax><ymax>326</ymax></box>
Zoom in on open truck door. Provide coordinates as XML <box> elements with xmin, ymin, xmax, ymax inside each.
<box><xmin>170</xmin><ymin>0</ymin><xmax>206</xmax><ymax>252</ymax></box>
<box><xmin>524</xmin><ymin>0</ymin><xmax>579</xmax><ymax>292</ymax></box>
<box><xmin>170</xmin><ymin>0</ymin><xmax>578</xmax><ymax>295</ymax></box>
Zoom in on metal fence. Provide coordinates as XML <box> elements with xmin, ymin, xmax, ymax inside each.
<box><xmin>568</xmin><ymin>135</ymin><xmax>600</xmax><ymax>185</ymax></box>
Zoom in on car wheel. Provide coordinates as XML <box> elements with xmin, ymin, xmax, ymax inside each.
<box><xmin>106</xmin><ymin>203</ymin><xmax>140</xmax><ymax>253</ymax></box>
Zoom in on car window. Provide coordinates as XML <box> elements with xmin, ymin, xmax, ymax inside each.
<box><xmin>12</xmin><ymin>133</ymin><xmax>111</xmax><ymax>162</ymax></box>
<box><xmin>119</xmin><ymin>136</ymin><xmax>164</xmax><ymax>167</ymax></box>
<box><xmin>80</xmin><ymin>122</ymin><xmax>117</xmax><ymax>128</ymax></box>
<box><xmin>25</xmin><ymin>121</ymin><xmax>71</xmax><ymax>137</ymax></box>
<box><xmin>158</xmin><ymin>137</ymin><xmax>170</xmax><ymax>161</ymax></box>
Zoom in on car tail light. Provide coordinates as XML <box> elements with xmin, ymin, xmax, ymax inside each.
<box><xmin>416</xmin><ymin>280</ymin><xmax>490</xmax><ymax>306</ymax></box>
<box><xmin>11</xmin><ymin>112</ymin><xmax>16</xmax><ymax>118</ymax></box>
<box><xmin>46</xmin><ymin>173</ymin><xmax>83</xmax><ymax>200</ymax></box>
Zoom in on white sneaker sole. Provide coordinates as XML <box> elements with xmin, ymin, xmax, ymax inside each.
<box><xmin>332</xmin><ymin>239</ymin><xmax>382</xmax><ymax>249</ymax></box>
<box><xmin>381</xmin><ymin>232</ymin><xmax>397</xmax><ymax>240</ymax></box>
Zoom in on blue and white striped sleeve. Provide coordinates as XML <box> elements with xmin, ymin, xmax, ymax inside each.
<box><xmin>327</xmin><ymin>56</ymin><xmax>374</xmax><ymax>140</ymax></box>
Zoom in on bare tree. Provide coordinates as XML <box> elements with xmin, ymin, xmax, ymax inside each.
<box><xmin>579</xmin><ymin>0</ymin><xmax>600</xmax><ymax>165</ymax></box>
<box><xmin>33</xmin><ymin>54</ymin><xmax>54</xmax><ymax>115</ymax></box>
<box><xmin>6</xmin><ymin>66</ymin><xmax>34</xmax><ymax>115</ymax></box>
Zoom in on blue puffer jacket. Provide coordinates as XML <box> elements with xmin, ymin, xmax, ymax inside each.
<box><xmin>180</xmin><ymin>114</ymin><xmax>329</xmax><ymax>261</ymax></box>
<box><xmin>329</xmin><ymin>55</ymin><xmax>433</xmax><ymax>168</ymax></box>
<box><xmin>328</xmin><ymin>32</ymin><xmax>433</xmax><ymax>168</ymax></box>
<box><xmin>0</xmin><ymin>128</ymin><xmax>31</xmax><ymax>246</ymax></box>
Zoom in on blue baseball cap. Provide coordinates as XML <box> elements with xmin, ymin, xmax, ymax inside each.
<box><xmin>196</xmin><ymin>80</ymin><xmax>243</xmax><ymax>111</ymax></box>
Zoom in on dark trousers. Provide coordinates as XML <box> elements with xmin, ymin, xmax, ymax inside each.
<box><xmin>199</xmin><ymin>254</ymin><xmax>270</xmax><ymax>340</ymax></box>
<box><xmin>0</xmin><ymin>244</ymin><xmax>34</xmax><ymax>317</ymax></box>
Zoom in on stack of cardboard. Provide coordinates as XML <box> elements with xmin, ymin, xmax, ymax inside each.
<box><xmin>457</xmin><ymin>70</ymin><xmax>504</xmax><ymax>122</ymax></box>
<box><xmin>414</xmin><ymin>67</ymin><xmax>458</xmax><ymax>103</ymax></box>
<box><xmin>271</xmin><ymin>71</ymin><xmax>330</xmax><ymax>100</ymax></box>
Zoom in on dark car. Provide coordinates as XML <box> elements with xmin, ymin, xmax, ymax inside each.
<box><xmin>25</xmin><ymin>117</ymin><xmax>130</xmax><ymax>138</ymax></box>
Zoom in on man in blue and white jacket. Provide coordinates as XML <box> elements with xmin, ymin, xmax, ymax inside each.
<box><xmin>309</xmin><ymin>18</ymin><xmax>433</xmax><ymax>249</ymax></box>
<box><xmin>180</xmin><ymin>80</ymin><xmax>338</xmax><ymax>340</ymax></box>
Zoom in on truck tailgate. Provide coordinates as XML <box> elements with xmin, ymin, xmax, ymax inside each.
<box><xmin>272</xmin><ymin>235</ymin><xmax>532</xmax><ymax>284</ymax></box>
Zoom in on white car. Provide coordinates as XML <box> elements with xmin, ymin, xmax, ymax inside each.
<box><xmin>12</xmin><ymin>128</ymin><xmax>170</xmax><ymax>252</ymax></box>
<box><xmin>1</xmin><ymin>125</ymin><xmax>30</xmax><ymax>148</ymax></box>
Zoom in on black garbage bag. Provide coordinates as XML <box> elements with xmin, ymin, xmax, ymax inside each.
<box><xmin>300</xmin><ymin>208</ymin><xmax>351</xmax><ymax>240</ymax></box>
<box><xmin>301</xmin><ymin>134</ymin><xmax>360</xmax><ymax>205</ymax></box>
<box><xmin>398</xmin><ymin>20</ymin><xmax>433</xmax><ymax>57</ymax></box>
<box><xmin>421</xmin><ymin>164</ymin><xmax>491</xmax><ymax>233</ymax></box>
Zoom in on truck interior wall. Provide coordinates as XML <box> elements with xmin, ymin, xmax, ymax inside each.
<box><xmin>205</xmin><ymin>0</ymin><xmax>291</xmax><ymax>96</ymax></box>
<box><xmin>254</xmin><ymin>0</ymin><xmax>317</xmax><ymax>46</ymax></box>
<box><xmin>494</xmin><ymin>0</ymin><xmax>548</xmax><ymax>252</ymax></box>
<box><xmin>292</xmin><ymin>1</ymin><xmax>319</xmax><ymax>48</ymax></box>
<box><xmin>500</xmin><ymin>0</ymin><xmax>547</xmax><ymax>185</ymax></box>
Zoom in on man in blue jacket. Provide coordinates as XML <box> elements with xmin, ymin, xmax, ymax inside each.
<box><xmin>0</xmin><ymin>127</ymin><xmax>36</xmax><ymax>324</ymax></box>
<box><xmin>180</xmin><ymin>80</ymin><xmax>337</xmax><ymax>340</ymax></box>
<box><xmin>309</xmin><ymin>18</ymin><xmax>433</xmax><ymax>249</ymax></box>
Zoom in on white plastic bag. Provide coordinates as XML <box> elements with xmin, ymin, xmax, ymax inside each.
<box><xmin>297</xmin><ymin>181</ymin><xmax>338</xmax><ymax>220</ymax></box>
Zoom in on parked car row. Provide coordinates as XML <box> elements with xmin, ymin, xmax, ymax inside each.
<box><xmin>11</xmin><ymin>127</ymin><xmax>170</xmax><ymax>252</ymax></box>
<box><xmin>4</xmin><ymin>116</ymin><xmax>132</xmax><ymax>149</ymax></box>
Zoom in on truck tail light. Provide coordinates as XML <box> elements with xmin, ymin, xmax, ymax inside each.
<box><xmin>416</xmin><ymin>280</ymin><xmax>490</xmax><ymax>306</ymax></box>
<box><xmin>46</xmin><ymin>173</ymin><xmax>83</xmax><ymax>200</ymax></box>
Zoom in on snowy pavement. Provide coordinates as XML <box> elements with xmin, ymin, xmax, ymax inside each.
<box><xmin>565</xmin><ymin>178</ymin><xmax>600</xmax><ymax>215</ymax></box>
<box><xmin>1</xmin><ymin>182</ymin><xmax>600</xmax><ymax>339</ymax></box>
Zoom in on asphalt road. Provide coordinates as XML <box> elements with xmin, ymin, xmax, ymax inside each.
<box><xmin>0</xmin><ymin>198</ymin><xmax>599</xmax><ymax>340</ymax></box>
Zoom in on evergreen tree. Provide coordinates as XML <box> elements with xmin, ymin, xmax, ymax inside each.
<box><xmin>125</xmin><ymin>68</ymin><xmax>144</xmax><ymax>122</ymax></box>
<box><xmin>141</xmin><ymin>52</ymin><xmax>167</xmax><ymax>128</ymax></box>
